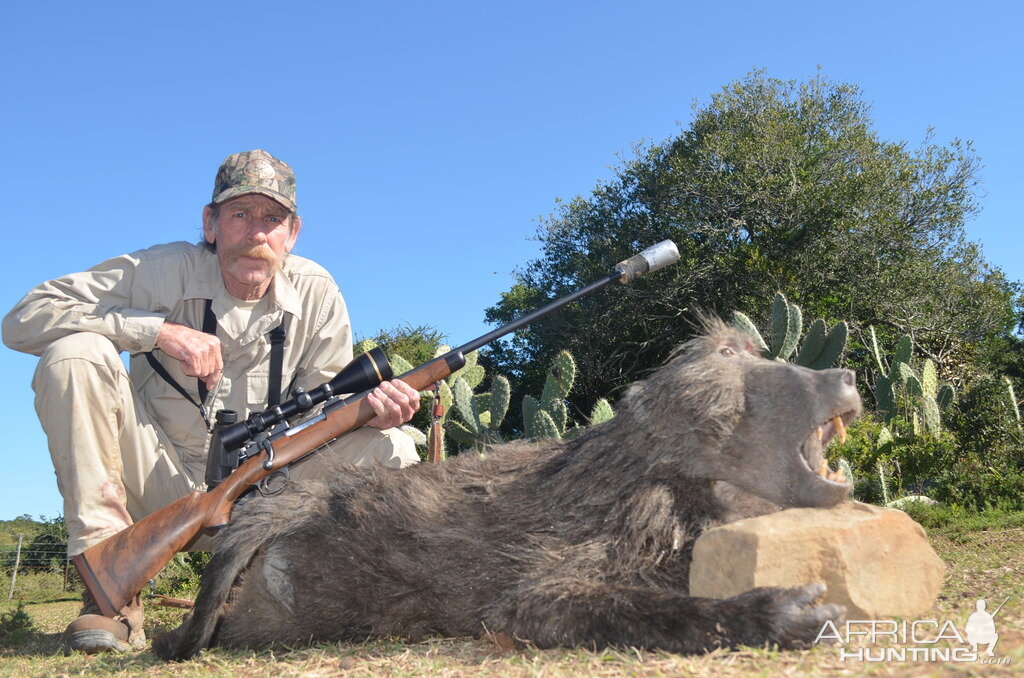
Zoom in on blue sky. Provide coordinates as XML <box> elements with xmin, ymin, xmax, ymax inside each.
<box><xmin>1</xmin><ymin>2</ymin><xmax>1020</xmax><ymax>520</ymax></box>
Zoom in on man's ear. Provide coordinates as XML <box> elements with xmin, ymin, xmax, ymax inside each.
<box><xmin>202</xmin><ymin>205</ymin><xmax>216</xmax><ymax>244</ymax></box>
<box><xmin>285</xmin><ymin>215</ymin><xmax>302</xmax><ymax>253</ymax></box>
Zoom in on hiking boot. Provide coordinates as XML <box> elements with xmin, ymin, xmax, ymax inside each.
<box><xmin>62</xmin><ymin>590</ymin><xmax>146</xmax><ymax>654</ymax></box>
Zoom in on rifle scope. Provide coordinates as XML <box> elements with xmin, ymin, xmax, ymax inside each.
<box><xmin>217</xmin><ymin>346</ymin><xmax>392</xmax><ymax>452</ymax></box>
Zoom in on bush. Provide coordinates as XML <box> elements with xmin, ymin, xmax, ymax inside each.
<box><xmin>7</xmin><ymin>568</ymin><xmax>70</xmax><ymax>602</ymax></box>
<box><xmin>828</xmin><ymin>415</ymin><xmax>887</xmax><ymax>503</ymax></box>
<box><xmin>150</xmin><ymin>551</ymin><xmax>211</xmax><ymax>598</ymax></box>
<box><xmin>946</xmin><ymin>376</ymin><xmax>1023</xmax><ymax>460</ymax></box>
<box><xmin>830</xmin><ymin>414</ymin><xmax>1000</xmax><ymax>507</ymax></box>
<box><xmin>0</xmin><ymin>601</ymin><xmax>36</xmax><ymax>644</ymax></box>
<box><xmin>938</xmin><ymin>376</ymin><xmax>1024</xmax><ymax>509</ymax></box>
<box><xmin>899</xmin><ymin>501</ymin><xmax>1024</xmax><ymax>535</ymax></box>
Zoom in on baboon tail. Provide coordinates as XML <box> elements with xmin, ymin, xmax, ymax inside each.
<box><xmin>154</xmin><ymin>532</ymin><xmax>266</xmax><ymax>661</ymax></box>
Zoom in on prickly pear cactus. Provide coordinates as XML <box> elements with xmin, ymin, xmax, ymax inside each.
<box><xmin>937</xmin><ymin>384</ymin><xmax>955</xmax><ymax>411</ymax></box>
<box><xmin>732</xmin><ymin>292</ymin><xmax>847</xmax><ymax>369</ymax></box>
<box><xmin>867</xmin><ymin>328</ymin><xmax>955</xmax><ymax>432</ymax></box>
<box><xmin>796</xmin><ymin>319</ymin><xmax>848</xmax><ymax>370</ymax></box>
<box><xmin>540</xmin><ymin>351</ymin><xmax>576</xmax><ymax>410</ymax></box>
<box><xmin>526</xmin><ymin>406</ymin><xmax>561</xmax><ymax>440</ymax></box>
<box><xmin>522</xmin><ymin>350</ymin><xmax>604</xmax><ymax>440</ymax></box>
<box><xmin>731</xmin><ymin>311</ymin><xmax>769</xmax><ymax>353</ymax></box>
<box><xmin>1005</xmin><ymin>376</ymin><xmax>1022</xmax><ymax>432</ymax></box>
<box><xmin>589</xmin><ymin>398</ymin><xmax>615</xmax><ymax>425</ymax></box>
<box><xmin>385</xmin><ymin>343</ymin><xmax>615</xmax><ymax>452</ymax></box>
<box><xmin>446</xmin><ymin>369</ymin><xmax>510</xmax><ymax>451</ymax></box>
<box><xmin>875</xmin><ymin>375</ymin><xmax>896</xmax><ymax>422</ymax></box>
<box><xmin>383</xmin><ymin>345</ymin><xmax>492</xmax><ymax>458</ymax></box>
<box><xmin>353</xmin><ymin>338</ymin><xmax>378</xmax><ymax>356</ymax></box>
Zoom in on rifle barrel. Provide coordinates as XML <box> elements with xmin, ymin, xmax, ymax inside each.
<box><xmin>453</xmin><ymin>271</ymin><xmax>622</xmax><ymax>357</ymax></box>
<box><xmin>452</xmin><ymin>238</ymin><xmax>680</xmax><ymax>357</ymax></box>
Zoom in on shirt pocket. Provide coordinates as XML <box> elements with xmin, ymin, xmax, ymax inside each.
<box><xmin>245</xmin><ymin>370</ymin><xmax>270</xmax><ymax>416</ymax></box>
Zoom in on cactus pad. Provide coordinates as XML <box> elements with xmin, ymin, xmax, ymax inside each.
<box><xmin>731</xmin><ymin>311</ymin><xmax>769</xmax><ymax>353</ymax></box>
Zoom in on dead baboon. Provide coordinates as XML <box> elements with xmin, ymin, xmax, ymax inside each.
<box><xmin>156</xmin><ymin>320</ymin><xmax>861</xmax><ymax>659</ymax></box>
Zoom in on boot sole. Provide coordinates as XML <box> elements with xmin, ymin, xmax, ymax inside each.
<box><xmin>64</xmin><ymin>629</ymin><xmax>132</xmax><ymax>654</ymax></box>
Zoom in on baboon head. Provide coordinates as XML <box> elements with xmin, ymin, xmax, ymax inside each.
<box><xmin>619</xmin><ymin>320</ymin><xmax>861</xmax><ymax>508</ymax></box>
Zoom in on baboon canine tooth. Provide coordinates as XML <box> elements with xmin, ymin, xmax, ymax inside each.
<box><xmin>817</xmin><ymin>460</ymin><xmax>829</xmax><ymax>477</ymax></box>
<box><xmin>831</xmin><ymin>416</ymin><xmax>847</xmax><ymax>444</ymax></box>
<box><xmin>816</xmin><ymin>426</ymin><xmax>823</xmax><ymax>443</ymax></box>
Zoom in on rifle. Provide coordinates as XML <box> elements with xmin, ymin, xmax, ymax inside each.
<box><xmin>71</xmin><ymin>240</ymin><xmax>680</xmax><ymax>618</ymax></box>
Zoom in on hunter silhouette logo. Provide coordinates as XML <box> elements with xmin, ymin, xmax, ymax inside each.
<box><xmin>814</xmin><ymin>595</ymin><xmax>1013</xmax><ymax>665</ymax></box>
<box><xmin>966</xmin><ymin>597</ymin><xmax>1006</xmax><ymax>656</ymax></box>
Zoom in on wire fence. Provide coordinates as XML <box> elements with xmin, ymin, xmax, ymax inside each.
<box><xmin>3</xmin><ymin>536</ymin><xmax>206</xmax><ymax>604</ymax></box>
<box><xmin>2</xmin><ymin>537</ymin><xmax>82</xmax><ymax>601</ymax></box>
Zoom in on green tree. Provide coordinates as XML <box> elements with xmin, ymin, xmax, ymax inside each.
<box><xmin>21</xmin><ymin>515</ymin><xmax>67</xmax><ymax>570</ymax></box>
<box><xmin>356</xmin><ymin>324</ymin><xmax>446</xmax><ymax>368</ymax></box>
<box><xmin>485</xmin><ymin>70</ymin><xmax>1020</xmax><ymax>409</ymax></box>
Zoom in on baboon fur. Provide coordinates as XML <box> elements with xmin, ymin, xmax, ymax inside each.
<box><xmin>157</xmin><ymin>320</ymin><xmax>861</xmax><ymax>659</ymax></box>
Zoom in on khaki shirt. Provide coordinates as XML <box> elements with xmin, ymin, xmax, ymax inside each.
<box><xmin>3</xmin><ymin>241</ymin><xmax>353</xmax><ymax>469</ymax></box>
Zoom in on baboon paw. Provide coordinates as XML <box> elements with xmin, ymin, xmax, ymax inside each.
<box><xmin>768</xmin><ymin>582</ymin><xmax>845</xmax><ymax>649</ymax></box>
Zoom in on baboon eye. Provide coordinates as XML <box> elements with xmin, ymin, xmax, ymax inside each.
<box><xmin>720</xmin><ymin>346</ymin><xmax>735</xmax><ymax>356</ymax></box>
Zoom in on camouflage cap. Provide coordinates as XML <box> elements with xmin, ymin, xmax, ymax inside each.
<box><xmin>212</xmin><ymin>149</ymin><xmax>297</xmax><ymax>212</ymax></box>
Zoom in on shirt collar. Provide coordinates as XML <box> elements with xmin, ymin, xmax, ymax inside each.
<box><xmin>184</xmin><ymin>245</ymin><xmax>304</xmax><ymax>321</ymax></box>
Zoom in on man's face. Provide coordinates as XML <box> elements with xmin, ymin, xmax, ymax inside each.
<box><xmin>203</xmin><ymin>194</ymin><xmax>301</xmax><ymax>298</ymax></box>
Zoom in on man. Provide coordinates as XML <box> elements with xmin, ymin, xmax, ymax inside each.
<box><xmin>2</xmin><ymin>150</ymin><xmax>421</xmax><ymax>652</ymax></box>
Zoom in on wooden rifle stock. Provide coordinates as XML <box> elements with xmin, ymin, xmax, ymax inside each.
<box><xmin>70</xmin><ymin>239</ymin><xmax>680</xmax><ymax>618</ymax></box>
<box><xmin>71</xmin><ymin>357</ymin><xmax>457</xmax><ymax>617</ymax></box>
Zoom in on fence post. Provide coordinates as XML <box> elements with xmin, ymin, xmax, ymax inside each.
<box><xmin>7</xmin><ymin>534</ymin><xmax>23</xmax><ymax>601</ymax></box>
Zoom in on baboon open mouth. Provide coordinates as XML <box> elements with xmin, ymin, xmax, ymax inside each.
<box><xmin>799</xmin><ymin>410</ymin><xmax>858</xmax><ymax>485</ymax></box>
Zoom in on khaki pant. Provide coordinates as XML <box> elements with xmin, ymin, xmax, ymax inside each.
<box><xmin>33</xmin><ymin>333</ymin><xmax>418</xmax><ymax>556</ymax></box>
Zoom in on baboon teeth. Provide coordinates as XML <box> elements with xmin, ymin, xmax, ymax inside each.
<box><xmin>816</xmin><ymin>426</ymin><xmax>824</xmax><ymax>443</ymax></box>
<box><xmin>831</xmin><ymin>416</ymin><xmax>847</xmax><ymax>444</ymax></box>
<box><xmin>815</xmin><ymin>459</ymin><xmax>848</xmax><ymax>483</ymax></box>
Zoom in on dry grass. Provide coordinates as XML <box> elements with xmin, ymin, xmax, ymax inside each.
<box><xmin>2</xmin><ymin>526</ymin><xmax>1021</xmax><ymax>677</ymax></box>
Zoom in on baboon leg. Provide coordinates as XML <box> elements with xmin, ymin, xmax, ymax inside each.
<box><xmin>490</xmin><ymin>580</ymin><xmax>843</xmax><ymax>654</ymax></box>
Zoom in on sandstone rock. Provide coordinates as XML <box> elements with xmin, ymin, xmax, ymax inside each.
<box><xmin>689</xmin><ymin>501</ymin><xmax>946</xmax><ymax>619</ymax></box>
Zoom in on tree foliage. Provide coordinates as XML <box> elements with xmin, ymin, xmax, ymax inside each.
<box><xmin>356</xmin><ymin>324</ymin><xmax>446</xmax><ymax>368</ymax></box>
<box><xmin>485</xmin><ymin>71</ymin><xmax>1021</xmax><ymax>408</ymax></box>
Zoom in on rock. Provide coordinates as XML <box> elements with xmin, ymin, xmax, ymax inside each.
<box><xmin>689</xmin><ymin>501</ymin><xmax>946</xmax><ymax>619</ymax></box>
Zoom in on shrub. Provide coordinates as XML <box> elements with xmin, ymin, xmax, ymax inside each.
<box><xmin>149</xmin><ymin>551</ymin><xmax>211</xmax><ymax>598</ymax></box>
<box><xmin>0</xmin><ymin>601</ymin><xmax>36</xmax><ymax>644</ymax></box>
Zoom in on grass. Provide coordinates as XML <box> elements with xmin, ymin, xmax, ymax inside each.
<box><xmin>2</xmin><ymin>511</ymin><xmax>1022</xmax><ymax>677</ymax></box>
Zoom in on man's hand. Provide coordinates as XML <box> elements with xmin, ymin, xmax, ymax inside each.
<box><xmin>366</xmin><ymin>379</ymin><xmax>421</xmax><ymax>429</ymax></box>
<box><xmin>155</xmin><ymin>321</ymin><xmax>223</xmax><ymax>390</ymax></box>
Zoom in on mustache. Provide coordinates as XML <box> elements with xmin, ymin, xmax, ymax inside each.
<box><xmin>225</xmin><ymin>244</ymin><xmax>278</xmax><ymax>264</ymax></box>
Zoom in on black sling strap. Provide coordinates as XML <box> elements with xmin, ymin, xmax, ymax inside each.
<box><xmin>145</xmin><ymin>298</ymin><xmax>288</xmax><ymax>427</ymax></box>
<box><xmin>267</xmin><ymin>324</ymin><xmax>287</xmax><ymax>408</ymax></box>
<box><xmin>197</xmin><ymin>299</ymin><xmax>218</xmax><ymax>403</ymax></box>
